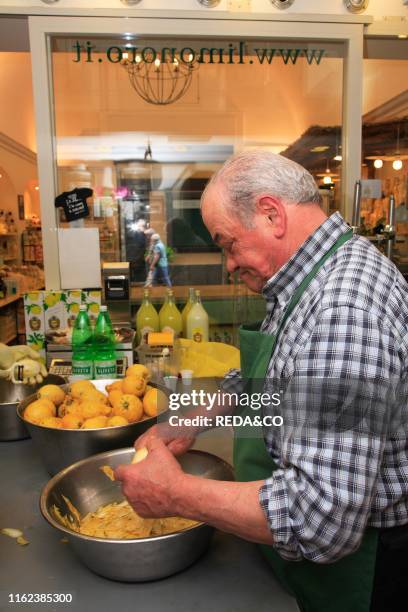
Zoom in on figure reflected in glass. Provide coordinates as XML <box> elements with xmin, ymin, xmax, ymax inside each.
<box><xmin>126</xmin><ymin>218</ymin><xmax>147</xmax><ymax>283</ymax></box>
<box><xmin>145</xmin><ymin>233</ymin><xmax>172</xmax><ymax>287</ymax></box>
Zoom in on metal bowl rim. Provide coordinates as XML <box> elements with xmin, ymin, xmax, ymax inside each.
<box><xmin>40</xmin><ymin>448</ymin><xmax>232</xmax><ymax>544</ymax></box>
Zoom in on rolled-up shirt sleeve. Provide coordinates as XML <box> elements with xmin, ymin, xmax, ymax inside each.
<box><xmin>258</xmin><ymin>306</ymin><xmax>402</xmax><ymax>564</ymax></box>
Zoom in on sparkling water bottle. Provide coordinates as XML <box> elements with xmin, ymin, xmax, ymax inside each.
<box><xmin>93</xmin><ymin>305</ymin><xmax>117</xmax><ymax>379</ymax></box>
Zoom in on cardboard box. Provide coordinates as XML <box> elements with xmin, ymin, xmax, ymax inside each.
<box><xmin>82</xmin><ymin>289</ymin><xmax>102</xmax><ymax>326</ymax></box>
<box><xmin>23</xmin><ymin>291</ymin><xmax>46</xmax><ymax>362</ymax></box>
<box><xmin>43</xmin><ymin>291</ymin><xmax>67</xmax><ymax>333</ymax></box>
<box><xmin>65</xmin><ymin>290</ymin><xmax>82</xmax><ymax>329</ymax></box>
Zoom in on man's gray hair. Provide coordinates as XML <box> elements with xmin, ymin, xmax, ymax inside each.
<box><xmin>202</xmin><ymin>150</ymin><xmax>322</xmax><ymax>225</ymax></box>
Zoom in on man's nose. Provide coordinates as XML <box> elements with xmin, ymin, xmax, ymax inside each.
<box><xmin>225</xmin><ymin>255</ymin><xmax>237</xmax><ymax>274</ymax></box>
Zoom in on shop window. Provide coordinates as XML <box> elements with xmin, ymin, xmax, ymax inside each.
<box><xmin>362</xmin><ymin>37</ymin><xmax>408</xmax><ymax>274</ymax></box>
<box><xmin>50</xmin><ymin>34</ymin><xmax>344</xmax><ymax>337</ymax></box>
<box><xmin>0</xmin><ymin>18</ymin><xmax>43</xmax><ymax>344</ymax></box>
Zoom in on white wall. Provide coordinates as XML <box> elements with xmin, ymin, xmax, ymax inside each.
<box><xmin>0</xmin><ymin>53</ymin><xmax>36</xmax><ymax>151</ymax></box>
<box><xmin>0</xmin><ymin>0</ymin><xmax>406</xmax><ymax>19</ymax></box>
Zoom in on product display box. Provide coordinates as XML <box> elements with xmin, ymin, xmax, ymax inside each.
<box><xmin>82</xmin><ymin>289</ymin><xmax>102</xmax><ymax>325</ymax></box>
<box><xmin>23</xmin><ymin>290</ymin><xmax>46</xmax><ymax>362</ymax></box>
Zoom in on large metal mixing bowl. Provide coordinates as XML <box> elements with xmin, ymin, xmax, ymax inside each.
<box><xmin>41</xmin><ymin>448</ymin><xmax>234</xmax><ymax>582</ymax></box>
<box><xmin>0</xmin><ymin>374</ymin><xmax>65</xmax><ymax>442</ymax></box>
<box><xmin>17</xmin><ymin>379</ymin><xmax>166</xmax><ymax>474</ymax></box>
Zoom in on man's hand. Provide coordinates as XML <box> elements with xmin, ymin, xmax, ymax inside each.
<box><xmin>115</xmin><ymin>437</ymin><xmax>274</xmax><ymax>545</ymax></box>
<box><xmin>115</xmin><ymin>438</ymin><xmax>185</xmax><ymax>518</ymax></box>
<box><xmin>135</xmin><ymin>422</ymin><xmax>196</xmax><ymax>456</ymax></box>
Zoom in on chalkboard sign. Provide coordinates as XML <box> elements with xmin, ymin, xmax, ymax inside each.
<box><xmin>55</xmin><ymin>188</ymin><xmax>92</xmax><ymax>222</ymax></box>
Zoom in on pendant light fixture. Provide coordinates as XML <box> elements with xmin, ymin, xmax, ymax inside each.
<box><xmin>270</xmin><ymin>0</ymin><xmax>296</xmax><ymax>8</ymax></box>
<box><xmin>344</xmin><ymin>0</ymin><xmax>369</xmax><ymax>13</ymax></box>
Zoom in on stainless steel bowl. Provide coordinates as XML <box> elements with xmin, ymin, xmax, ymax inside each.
<box><xmin>40</xmin><ymin>448</ymin><xmax>234</xmax><ymax>582</ymax></box>
<box><xmin>17</xmin><ymin>379</ymin><xmax>166</xmax><ymax>474</ymax></box>
<box><xmin>0</xmin><ymin>374</ymin><xmax>65</xmax><ymax>442</ymax></box>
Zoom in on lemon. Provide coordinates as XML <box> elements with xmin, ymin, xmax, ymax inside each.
<box><xmin>61</xmin><ymin>413</ymin><xmax>83</xmax><ymax>429</ymax></box>
<box><xmin>81</xmin><ymin>416</ymin><xmax>108</xmax><ymax>429</ymax></box>
<box><xmin>121</xmin><ymin>376</ymin><xmax>146</xmax><ymax>397</ymax></box>
<box><xmin>107</xmin><ymin>415</ymin><xmax>129</xmax><ymax>427</ymax></box>
<box><xmin>88</xmin><ymin>303</ymin><xmax>99</xmax><ymax>314</ymax></box>
<box><xmin>112</xmin><ymin>395</ymin><xmax>143</xmax><ymax>423</ymax></box>
<box><xmin>125</xmin><ymin>364</ymin><xmax>150</xmax><ymax>380</ymax></box>
<box><xmin>44</xmin><ymin>295</ymin><xmax>56</xmax><ymax>308</ymax></box>
<box><xmin>40</xmin><ymin>416</ymin><xmax>64</xmax><ymax>429</ymax></box>
<box><xmin>31</xmin><ymin>305</ymin><xmax>42</xmax><ymax>315</ymax></box>
<box><xmin>24</xmin><ymin>399</ymin><xmax>56</xmax><ymax>424</ymax></box>
<box><xmin>70</xmin><ymin>380</ymin><xmax>94</xmax><ymax>399</ymax></box>
<box><xmin>143</xmin><ymin>388</ymin><xmax>167</xmax><ymax>418</ymax></box>
<box><xmin>27</xmin><ymin>292</ymin><xmax>40</xmax><ymax>301</ymax></box>
<box><xmin>38</xmin><ymin>384</ymin><xmax>65</xmax><ymax>406</ymax></box>
<box><xmin>69</xmin><ymin>303</ymin><xmax>80</xmax><ymax>314</ymax></box>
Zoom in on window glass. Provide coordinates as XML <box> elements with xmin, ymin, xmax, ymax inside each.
<box><xmin>51</xmin><ymin>35</ymin><xmax>344</xmax><ymax>335</ymax></box>
<box><xmin>362</xmin><ymin>38</ymin><xmax>408</xmax><ymax>269</ymax></box>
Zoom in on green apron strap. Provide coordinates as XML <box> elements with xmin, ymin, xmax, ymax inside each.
<box><xmin>274</xmin><ymin>228</ymin><xmax>353</xmax><ymax>349</ymax></box>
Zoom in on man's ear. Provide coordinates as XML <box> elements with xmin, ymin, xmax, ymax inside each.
<box><xmin>256</xmin><ymin>195</ymin><xmax>286</xmax><ymax>238</ymax></box>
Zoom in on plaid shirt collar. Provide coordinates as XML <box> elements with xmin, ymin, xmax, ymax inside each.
<box><xmin>262</xmin><ymin>212</ymin><xmax>350</xmax><ymax>313</ymax></box>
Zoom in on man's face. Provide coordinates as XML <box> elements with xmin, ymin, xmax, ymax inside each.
<box><xmin>201</xmin><ymin>184</ymin><xmax>280</xmax><ymax>293</ymax></box>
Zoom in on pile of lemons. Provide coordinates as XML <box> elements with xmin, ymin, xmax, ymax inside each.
<box><xmin>23</xmin><ymin>364</ymin><xmax>167</xmax><ymax>430</ymax></box>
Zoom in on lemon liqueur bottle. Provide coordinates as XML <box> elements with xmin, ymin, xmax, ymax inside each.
<box><xmin>136</xmin><ymin>290</ymin><xmax>159</xmax><ymax>344</ymax></box>
<box><xmin>181</xmin><ymin>287</ymin><xmax>195</xmax><ymax>338</ymax></box>
<box><xmin>186</xmin><ymin>290</ymin><xmax>209</xmax><ymax>343</ymax></box>
<box><xmin>159</xmin><ymin>290</ymin><xmax>182</xmax><ymax>339</ymax></box>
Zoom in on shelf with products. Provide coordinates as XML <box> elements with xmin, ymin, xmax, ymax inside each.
<box><xmin>0</xmin><ymin>233</ymin><xmax>19</xmax><ymax>261</ymax></box>
<box><xmin>22</xmin><ymin>224</ymin><xmax>44</xmax><ymax>267</ymax></box>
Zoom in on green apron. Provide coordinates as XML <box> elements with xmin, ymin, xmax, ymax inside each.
<box><xmin>234</xmin><ymin>229</ymin><xmax>379</xmax><ymax>612</ymax></box>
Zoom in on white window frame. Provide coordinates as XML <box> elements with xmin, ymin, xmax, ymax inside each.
<box><xmin>29</xmin><ymin>15</ymin><xmax>365</xmax><ymax>289</ymax></box>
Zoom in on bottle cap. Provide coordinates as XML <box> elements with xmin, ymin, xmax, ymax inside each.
<box><xmin>100</xmin><ymin>305</ymin><xmax>107</xmax><ymax>311</ymax></box>
<box><xmin>79</xmin><ymin>304</ymin><xmax>87</xmax><ymax>311</ymax></box>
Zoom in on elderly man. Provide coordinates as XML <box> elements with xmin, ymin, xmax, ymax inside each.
<box><xmin>116</xmin><ymin>151</ymin><xmax>408</xmax><ymax>612</ymax></box>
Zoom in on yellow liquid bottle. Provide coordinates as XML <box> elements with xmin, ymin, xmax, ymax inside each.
<box><xmin>186</xmin><ymin>290</ymin><xmax>209</xmax><ymax>343</ymax></box>
<box><xmin>136</xmin><ymin>290</ymin><xmax>159</xmax><ymax>344</ymax></box>
<box><xmin>181</xmin><ymin>287</ymin><xmax>195</xmax><ymax>337</ymax></box>
<box><xmin>159</xmin><ymin>290</ymin><xmax>182</xmax><ymax>339</ymax></box>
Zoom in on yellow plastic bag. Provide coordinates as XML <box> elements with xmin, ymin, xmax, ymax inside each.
<box><xmin>174</xmin><ymin>339</ymin><xmax>240</xmax><ymax>378</ymax></box>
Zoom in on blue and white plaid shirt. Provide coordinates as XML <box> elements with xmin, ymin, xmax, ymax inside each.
<box><xmin>223</xmin><ymin>212</ymin><xmax>408</xmax><ymax>563</ymax></box>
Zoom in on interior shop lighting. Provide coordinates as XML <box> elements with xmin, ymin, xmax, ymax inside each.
<box><xmin>392</xmin><ymin>125</ymin><xmax>403</xmax><ymax>171</ymax></box>
<box><xmin>374</xmin><ymin>159</ymin><xmax>383</xmax><ymax>169</ymax></box>
<box><xmin>333</xmin><ymin>133</ymin><xmax>342</xmax><ymax>161</ymax></box>
<box><xmin>121</xmin><ymin>48</ymin><xmax>197</xmax><ymax>105</ymax></box>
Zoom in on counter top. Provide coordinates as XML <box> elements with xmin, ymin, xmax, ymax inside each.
<box><xmin>0</xmin><ymin>434</ymin><xmax>298</xmax><ymax>612</ymax></box>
